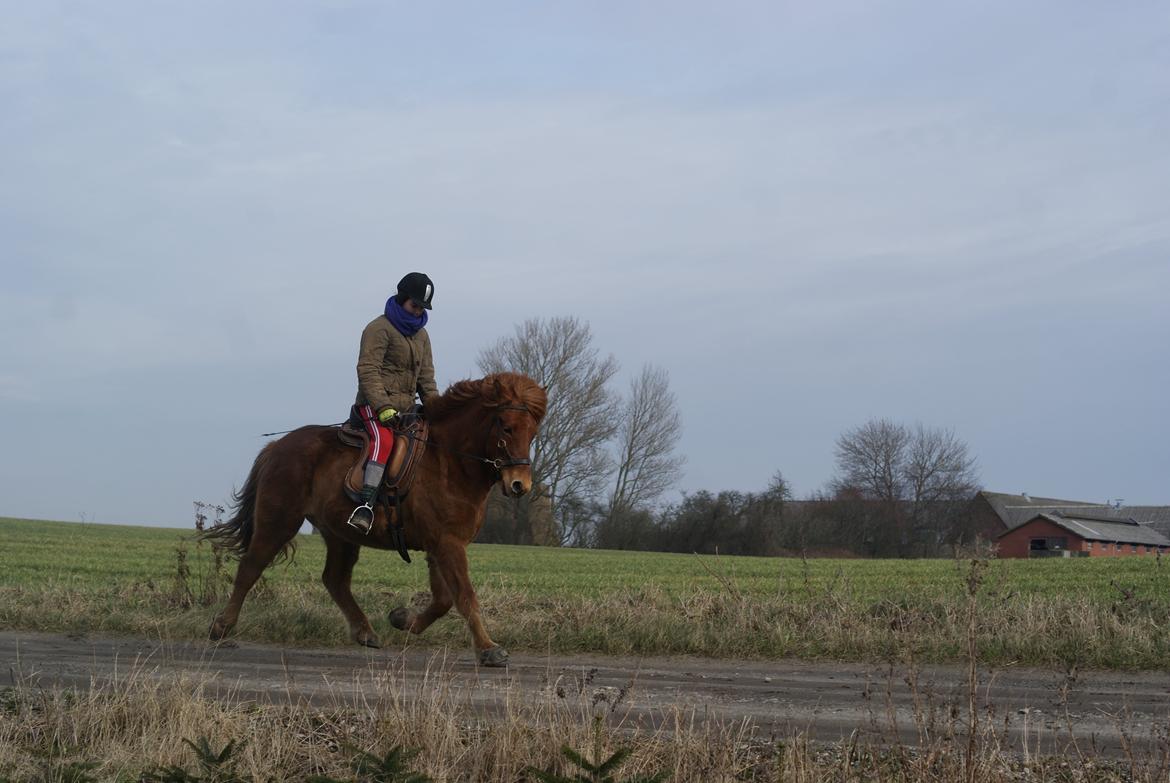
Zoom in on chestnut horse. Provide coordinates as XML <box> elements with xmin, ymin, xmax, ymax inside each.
<box><xmin>202</xmin><ymin>372</ymin><xmax>546</xmax><ymax>667</ymax></box>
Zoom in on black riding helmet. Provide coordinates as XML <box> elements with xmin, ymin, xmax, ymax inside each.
<box><xmin>397</xmin><ymin>272</ymin><xmax>434</xmax><ymax>310</ymax></box>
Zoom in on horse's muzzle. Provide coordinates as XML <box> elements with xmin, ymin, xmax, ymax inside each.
<box><xmin>501</xmin><ymin>476</ymin><xmax>530</xmax><ymax>497</ymax></box>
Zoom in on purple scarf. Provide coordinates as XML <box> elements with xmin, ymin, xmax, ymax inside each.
<box><xmin>384</xmin><ymin>296</ymin><xmax>428</xmax><ymax>336</ymax></box>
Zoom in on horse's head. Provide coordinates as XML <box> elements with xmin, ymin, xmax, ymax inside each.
<box><xmin>428</xmin><ymin>373</ymin><xmax>548</xmax><ymax>498</ymax></box>
<box><xmin>483</xmin><ymin>375</ymin><xmax>546</xmax><ymax>498</ymax></box>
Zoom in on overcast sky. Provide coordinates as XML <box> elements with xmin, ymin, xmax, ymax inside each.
<box><xmin>2</xmin><ymin>2</ymin><xmax>1168</xmax><ymax>528</ymax></box>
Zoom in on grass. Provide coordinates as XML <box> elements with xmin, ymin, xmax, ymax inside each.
<box><xmin>1</xmin><ymin>649</ymin><xmax>1168</xmax><ymax>782</ymax></box>
<box><xmin>2</xmin><ymin>517</ymin><xmax>1170</xmax><ymax>668</ymax></box>
<box><xmin>3</xmin><ymin>517</ymin><xmax>1170</xmax><ymax>781</ymax></box>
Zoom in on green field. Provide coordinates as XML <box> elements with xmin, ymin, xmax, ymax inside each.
<box><xmin>2</xmin><ymin>517</ymin><xmax>1169</xmax><ymax>669</ymax></box>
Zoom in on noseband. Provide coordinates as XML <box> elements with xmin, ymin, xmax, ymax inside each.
<box><xmin>490</xmin><ymin>404</ymin><xmax>535</xmax><ymax>470</ymax></box>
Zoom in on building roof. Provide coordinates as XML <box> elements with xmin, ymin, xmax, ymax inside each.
<box><xmin>979</xmin><ymin>491</ymin><xmax>1106</xmax><ymax>529</ymax></box>
<box><xmin>978</xmin><ymin>491</ymin><xmax>1170</xmax><ymax>536</ymax></box>
<box><xmin>1122</xmin><ymin>507</ymin><xmax>1170</xmax><ymax>539</ymax></box>
<box><xmin>1002</xmin><ymin>512</ymin><xmax>1170</xmax><ymax>547</ymax></box>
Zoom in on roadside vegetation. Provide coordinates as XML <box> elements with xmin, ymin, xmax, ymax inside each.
<box><xmin>2</xmin><ymin>629</ymin><xmax>1168</xmax><ymax>782</ymax></box>
<box><xmin>2</xmin><ymin>517</ymin><xmax>1169</xmax><ymax>669</ymax></box>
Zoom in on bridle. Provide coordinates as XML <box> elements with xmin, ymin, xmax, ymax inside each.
<box><xmin>488</xmin><ymin>404</ymin><xmax>535</xmax><ymax>470</ymax></box>
<box><xmin>401</xmin><ymin>404</ymin><xmax>535</xmax><ymax>473</ymax></box>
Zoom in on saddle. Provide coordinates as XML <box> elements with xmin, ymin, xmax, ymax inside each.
<box><xmin>338</xmin><ymin>407</ymin><xmax>429</xmax><ymax>561</ymax></box>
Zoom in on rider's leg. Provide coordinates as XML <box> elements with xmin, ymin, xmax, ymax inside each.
<box><xmin>348</xmin><ymin>405</ymin><xmax>394</xmax><ymax>533</ymax></box>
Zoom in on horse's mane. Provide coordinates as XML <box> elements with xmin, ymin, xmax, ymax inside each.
<box><xmin>427</xmin><ymin>372</ymin><xmax>547</xmax><ymax>423</ymax></box>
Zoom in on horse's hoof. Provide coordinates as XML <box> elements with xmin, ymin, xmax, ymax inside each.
<box><xmin>354</xmin><ymin>629</ymin><xmax>381</xmax><ymax>648</ymax></box>
<box><xmin>478</xmin><ymin>646</ymin><xmax>509</xmax><ymax>668</ymax></box>
<box><xmin>208</xmin><ymin>619</ymin><xmax>231</xmax><ymax>641</ymax></box>
<box><xmin>388</xmin><ymin>606</ymin><xmax>414</xmax><ymax>631</ymax></box>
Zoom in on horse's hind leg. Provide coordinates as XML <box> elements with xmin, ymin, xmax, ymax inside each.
<box><xmin>319</xmin><ymin>532</ymin><xmax>379</xmax><ymax>648</ymax></box>
<box><xmin>209</xmin><ymin>508</ymin><xmax>300</xmax><ymax>641</ymax></box>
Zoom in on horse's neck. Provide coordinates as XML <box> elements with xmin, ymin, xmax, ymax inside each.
<box><xmin>428</xmin><ymin>410</ymin><xmax>494</xmax><ymax>487</ymax></box>
<box><xmin>429</xmin><ymin>410</ymin><xmax>485</xmax><ymax>452</ymax></box>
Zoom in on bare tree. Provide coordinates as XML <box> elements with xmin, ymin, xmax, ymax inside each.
<box><xmin>607</xmin><ymin>364</ymin><xmax>686</xmax><ymax>519</ymax></box>
<box><xmin>904</xmin><ymin>424</ymin><xmax>980</xmax><ymax>550</ymax></box>
<box><xmin>479</xmin><ymin>488</ymin><xmax>559</xmax><ymax>546</ymax></box>
<box><xmin>833</xmin><ymin>419</ymin><xmax>980</xmax><ymax>556</ymax></box>
<box><xmin>477</xmin><ymin>317</ymin><xmax>619</xmax><ymax>545</ymax></box>
<box><xmin>833</xmin><ymin>418</ymin><xmax>909</xmax><ymax>503</ymax></box>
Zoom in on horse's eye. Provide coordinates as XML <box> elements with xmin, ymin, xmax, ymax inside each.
<box><xmin>502</xmin><ymin>426</ymin><xmax>514</xmax><ymax>436</ymax></box>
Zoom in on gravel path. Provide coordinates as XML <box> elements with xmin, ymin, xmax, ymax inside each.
<box><xmin>3</xmin><ymin>630</ymin><xmax>1168</xmax><ymax>758</ymax></box>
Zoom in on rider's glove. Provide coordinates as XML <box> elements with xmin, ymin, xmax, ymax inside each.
<box><xmin>377</xmin><ymin>407</ymin><xmax>398</xmax><ymax>424</ymax></box>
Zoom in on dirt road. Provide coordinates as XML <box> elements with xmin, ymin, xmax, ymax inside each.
<box><xmin>3</xmin><ymin>630</ymin><xmax>1168</xmax><ymax>757</ymax></box>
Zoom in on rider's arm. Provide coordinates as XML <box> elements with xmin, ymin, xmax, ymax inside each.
<box><xmin>417</xmin><ymin>330</ymin><xmax>439</xmax><ymax>405</ymax></box>
<box><xmin>356</xmin><ymin>320</ymin><xmax>395</xmax><ymax>413</ymax></box>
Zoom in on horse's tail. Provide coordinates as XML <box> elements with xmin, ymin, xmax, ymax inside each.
<box><xmin>201</xmin><ymin>442</ymin><xmax>275</xmax><ymax>558</ymax></box>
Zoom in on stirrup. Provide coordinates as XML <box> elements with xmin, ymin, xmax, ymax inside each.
<box><xmin>346</xmin><ymin>503</ymin><xmax>374</xmax><ymax>534</ymax></box>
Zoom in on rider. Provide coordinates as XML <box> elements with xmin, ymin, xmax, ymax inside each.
<box><xmin>348</xmin><ymin>272</ymin><xmax>439</xmax><ymax>532</ymax></box>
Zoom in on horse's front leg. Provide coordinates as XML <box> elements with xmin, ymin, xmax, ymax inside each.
<box><xmin>389</xmin><ymin>552</ymin><xmax>453</xmax><ymax>635</ymax></box>
<box><xmin>389</xmin><ymin>535</ymin><xmax>507</xmax><ymax>667</ymax></box>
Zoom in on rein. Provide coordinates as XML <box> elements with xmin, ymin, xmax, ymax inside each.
<box><xmin>404</xmin><ymin>404</ymin><xmax>534</xmax><ymax>471</ymax></box>
<box><xmin>261</xmin><ymin>405</ymin><xmax>536</xmax><ymax>471</ymax></box>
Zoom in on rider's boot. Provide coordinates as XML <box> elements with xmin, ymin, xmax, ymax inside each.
<box><xmin>346</xmin><ymin>485</ymin><xmax>377</xmax><ymax>534</ymax></box>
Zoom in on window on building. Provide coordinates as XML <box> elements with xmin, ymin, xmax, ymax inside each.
<box><xmin>1029</xmin><ymin>537</ymin><xmax>1068</xmax><ymax>553</ymax></box>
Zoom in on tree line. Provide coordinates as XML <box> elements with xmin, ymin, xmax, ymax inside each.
<box><xmin>476</xmin><ymin>317</ymin><xmax>982</xmax><ymax>558</ymax></box>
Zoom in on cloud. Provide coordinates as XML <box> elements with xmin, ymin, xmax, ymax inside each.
<box><xmin>1</xmin><ymin>1</ymin><xmax>1168</xmax><ymax>523</ymax></box>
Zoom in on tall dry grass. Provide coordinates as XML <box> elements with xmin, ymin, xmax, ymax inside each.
<box><xmin>3</xmin><ymin>517</ymin><xmax>1170</xmax><ymax>669</ymax></box>
<box><xmin>4</xmin><ymin>519</ymin><xmax>1170</xmax><ymax>780</ymax></box>
<box><xmin>2</xmin><ymin>634</ymin><xmax>1169</xmax><ymax>783</ymax></box>
<box><xmin>0</xmin><ymin>653</ymin><xmax>756</xmax><ymax>782</ymax></box>
<box><xmin>4</xmin><ymin>554</ymin><xmax>1167</xmax><ymax>670</ymax></box>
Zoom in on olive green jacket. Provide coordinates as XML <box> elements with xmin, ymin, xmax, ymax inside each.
<box><xmin>354</xmin><ymin>316</ymin><xmax>439</xmax><ymax>415</ymax></box>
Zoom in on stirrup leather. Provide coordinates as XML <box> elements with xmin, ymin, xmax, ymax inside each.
<box><xmin>346</xmin><ymin>503</ymin><xmax>374</xmax><ymax>534</ymax></box>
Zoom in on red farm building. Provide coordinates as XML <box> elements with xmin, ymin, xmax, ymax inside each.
<box><xmin>997</xmin><ymin>511</ymin><xmax>1170</xmax><ymax>558</ymax></box>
